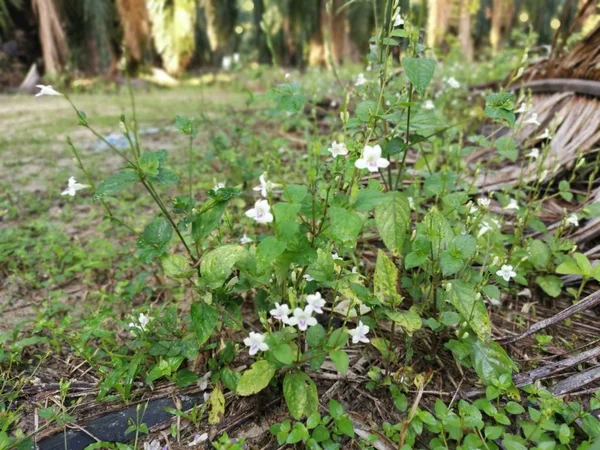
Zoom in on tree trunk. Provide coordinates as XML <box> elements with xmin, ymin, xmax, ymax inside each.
<box><xmin>253</xmin><ymin>0</ymin><xmax>270</xmax><ymax>64</ymax></box>
<box><xmin>458</xmin><ymin>0</ymin><xmax>473</xmax><ymax>61</ymax></box>
<box><xmin>308</xmin><ymin>0</ymin><xmax>325</xmax><ymax>67</ymax></box>
<box><xmin>324</xmin><ymin>0</ymin><xmax>346</xmax><ymax>67</ymax></box>
<box><xmin>427</xmin><ymin>0</ymin><xmax>450</xmax><ymax>49</ymax></box>
<box><xmin>490</xmin><ymin>0</ymin><xmax>513</xmax><ymax>55</ymax></box>
<box><xmin>116</xmin><ymin>0</ymin><xmax>150</xmax><ymax>71</ymax></box>
<box><xmin>32</xmin><ymin>0</ymin><xmax>68</xmax><ymax>74</ymax></box>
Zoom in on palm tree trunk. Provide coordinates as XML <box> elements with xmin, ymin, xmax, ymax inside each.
<box><xmin>116</xmin><ymin>0</ymin><xmax>150</xmax><ymax>73</ymax></box>
<box><xmin>427</xmin><ymin>0</ymin><xmax>450</xmax><ymax>49</ymax></box>
<box><xmin>458</xmin><ymin>0</ymin><xmax>473</xmax><ymax>61</ymax></box>
<box><xmin>32</xmin><ymin>0</ymin><xmax>68</xmax><ymax>74</ymax></box>
<box><xmin>490</xmin><ymin>0</ymin><xmax>513</xmax><ymax>55</ymax></box>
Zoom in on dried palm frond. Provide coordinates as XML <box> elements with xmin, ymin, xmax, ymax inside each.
<box><xmin>116</xmin><ymin>0</ymin><xmax>150</xmax><ymax>63</ymax></box>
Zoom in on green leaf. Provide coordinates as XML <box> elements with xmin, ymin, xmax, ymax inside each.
<box><xmin>306</xmin><ymin>324</ymin><xmax>326</xmax><ymax>347</ymax></box>
<box><xmin>495</xmin><ymin>135</ymin><xmax>518</xmax><ymax>162</ymax></box>
<box><xmin>385</xmin><ymin>310</ymin><xmax>421</xmax><ymax>335</ymax></box>
<box><xmin>536</xmin><ymin>275</ymin><xmax>562</xmax><ymax>297</ymax></box>
<box><xmin>139</xmin><ymin>152</ymin><xmax>162</xmax><ymax>177</ymax></box>
<box><xmin>200</xmin><ymin>245</ymin><xmax>247</xmax><ymax>288</ymax></box>
<box><xmin>329</xmin><ymin>399</ymin><xmax>345</xmax><ymax>419</ymax></box>
<box><xmin>375</xmin><ymin>192</ymin><xmax>410</xmax><ymax>254</ymax></box>
<box><xmin>371</xmin><ymin>337</ymin><xmax>395</xmax><ymax>361</ymax></box>
<box><xmin>556</xmin><ymin>259</ymin><xmax>581</xmax><ymax>276</ymax></box>
<box><xmin>283</xmin><ymin>371</ymin><xmax>318</xmax><ymax>419</ymax></box>
<box><xmin>256</xmin><ymin>237</ymin><xmax>287</xmax><ymax>273</ymax></box>
<box><xmin>329</xmin><ymin>350</ymin><xmax>349</xmax><ymax>374</ymax></box>
<box><xmin>283</xmin><ymin>185</ymin><xmax>308</xmax><ymax>203</ymax></box>
<box><xmin>190</xmin><ymin>301</ymin><xmax>219</xmax><ymax>346</ymax></box>
<box><xmin>440</xmin><ymin>251</ymin><xmax>464</xmax><ymax>276</ymax></box>
<box><xmin>470</xmin><ymin>339</ymin><xmax>514</xmax><ymax>385</ymax></box>
<box><xmin>326</xmin><ymin>207</ymin><xmax>363</xmax><ymax>246</ymax></box>
<box><xmin>307</xmin><ymin>248</ymin><xmax>335</xmax><ymax>282</ymax></box>
<box><xmin>94</xmin><ymin>171</ymin><xmax>138</xmax><ymax>199</ymax></box>
<box><xmin>336</xmin><ymin>416</ymin><xmax>355</xmax><ymax>438</ymax></box>
<box><xmin>448</xmin><ymin>280</ymin><xmax>491</xmax><ymax>341</ymax></box>
<box><xmin>208</xmin><ymin>383</ymin><xmax>225</xmax><ymax>424</ymax></box>
<box><xmin>161</xmin><ymin>254</ymin><xmax>193</xmax><ymax>278</ymax></box>
<box><xmin>237</xmin><ymin>360</ymin><xmax>276</xmax><ymax>396</ymax></box>
<box><xmin>271</xmin><ymin>343</ymin><xmax>294</xmax><ymax>365</ymax></box>
<box><xmin>485</xmin><ymin>92</ymin><xmax>516</xmax><ymax>127</ymax></box>
<box><xmin>374</xmin><ymin>250</ymin><xmax>401</xmax><ymax>305</ymax></box>
<box><xmin>136</xmin><ymin>217</ymin><xmax>172</xmax><ymax>263</ymax></box>
<box><xmin>573</xmin><ymin>253</ymin><xmax>592</xmax><ymax>276</ymax></box>
<box><xmin>402</xmin><ymin>57</ymin><xmax>436</xmax><ymax>95</ymax></box>
<box><xmin>529</xmin><ymin>240</ymin><xmax>551</xmax><ymax>270</ymax></box>
<box><xmin>354</xmin><ymin>187</ymin><xmax>386</xmax><ymax>212</ymax></box>
<box><xmin>192</xmin><ymin>202</ymin><xmax>226</xmax><ymax>242</ymax></box>
<box><xmin>356</xmin><ymin>100</ymin><xmax>378</xmax><ymax>122</ymax></box>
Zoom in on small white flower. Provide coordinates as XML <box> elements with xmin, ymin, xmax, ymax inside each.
<box><xmin>245</xmin><ymin>199</ymin><xmax>273</xmax><ymax>224</ymax></box>
<box><xmin>393</xmin><ymin>12</ymin><xmax>404</xmax><ymax>27</ymax></box>
<box><xmin>269</xmin><ymin>302</ymin><xmax>290</xmax><ymax>322</ymax></box>
<box><xmin>233</xmin><ymin>53</ymin><xmax>240</xmax><ymax>64</ymax></box>
<box><xmin>566</xmin><ymin>213</ymin><xmax>579</xmax><ymax>227</ymax></box>
<box><xmin>213</xmin><ymin>182</ymin><xmax>225</xmax><ymax>191</ymax></box>
<box><xmin>243</xmin><ymin>332</ymin><xmax>269</xmax><ymax>355</ymax></box>
<box><xmin>332</xmin><ymin>252</ymin><xmax>343</xmax><ymax>260</ymax></box>
<box><xmin>496</xmin><ymin>264</ymin><xmax>517</xmax><ymax>282</ymax></box>
<box><xmin>144</xmin><ymin>440</ymin><xmax>162</xmax><ymax>450</ymax></box>
<box><xmin>355</xmin><ymin>73</ymin><xmax>367</xmax><ymax>87</ymax></box>
<box><xmin>423</xmin><ymin>100</ymin><xmax>435</xmax><ymax>110</ymax></box>
<box><xmin>35</xmin><ymin>85</ymin><xmax>62</xmax><ymax>97</ymax></box>
<box><xmin>303</xmin><ymin>274</ymin><xmax>314</xmax><ymax>282</ymax></box>
<box><xmin>447</xmin><ymin>77</ymin><xmax>460</xmax><ymax>89</ymax></box>
<box><xmin>129</xmin><ymin>313</ymin><xmax>151</xmax><ymax>332</ymax></box>
<box><xmin>287</xmin><ymin>307</ymin><xmax>318</xmax><ymax>331</ymax></box>
<box><xmin>478</xmin><ymin>221</ymin><xmax>493</xmax><ymax>237</ymax></box>
<box><xmin>537</xmin><ymin>128</ymin><xmax>551</xmax><ymax>140</ymax></box>
<box><xmin>348</xmin><ymin>320</ymin><xmax>370</xmax><ymax>344</ymax></box>
<box><xmin>477</xmin><ymin>197</ymin><xmax>491</xmax><ymax>208</ymax></box>
<box><xmin>527</xmin><ymin>148</ymin><xmax>540</xmax><ymax>159</ymax></box>
<box><xmin>253</xmin><ymin>173</ymin><xmax>278</xmax><ymax>198</ymax></box>
<box><xmin>524</xmin><ymin>113</ymin><xmax>540</xmax><ymax>126</ymax></box>
<box><xmin>351</xmin><ymin>266</ymin><xmax>358</xmax><ymax>274</ymax></box>
<box><xmin>285</xmin><ymin>73</ymin><xmax>291</xmax><ymax>79</ymax></box>
<box><xmin>222</xmin><ymin>55</ymin><xmax>232</xmax><ymax>71</ymax></box>
<box><xmin>188</xmin><ymin>433</ymin><xmax>208</xmax><ymax>446</ymax></box>
<box><xmin>61</xmin><ymin>176</ymin><xmax>89</xmax><ymax>197</ymax></box>
<box><xmin>328</xmin><ymin>141</ymin><xmax>349</xmax><ymax>158</ymax></box>
<box><xmin>306</xmin><ymin>292</ymin><xmax>326</xmax><ymax>314</ymax></box>
<box><xmin>515</xmin><ymin>102</ymin><xmax>528</xmax><ymax>114</ymax></box>
<box><xmin>240</xmin><ymin>234</ymin><xmax>253</xmax><ymax>245</ymax></box>
<box><xmin>504</xmin><ymin>198</ymin><xmax>519</xmax><ymax>210</ymax></box>
<box><xmin>408</xmin><ymin>197</ymin><xmax>415</xmax><ymax>209</ymax></box>
<box><xmin>355</xmin><ymin>144</ymin><xmax>389</xmax><ymax>172</ymax></box>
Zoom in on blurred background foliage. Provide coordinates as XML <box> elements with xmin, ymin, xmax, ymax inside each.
<box><xmin>0</xmin><ymin>0</ymin><xmax>598</xmax><ymax>85</ymax></box>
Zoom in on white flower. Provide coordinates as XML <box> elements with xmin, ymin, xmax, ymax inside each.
<box><xmin>355</xmin><ymin>144</ymin><xmax>389</xmax><ymax>172</ymax></box>
<box><xmin>306</xmin><ymin>292</ymin><xmax>326</xmax><ymax>314</ymax></box>
<box><xmin>478</xmin><ymin>221</ymin><xmax>493</xmax><ymax>237</ymax></box>
<box><xmin>269</xmin><ymin>302</ymin><xmax>290</xmax><ymax>322</ymax></box>
<box><xmin>233</xmin><ymin>53</ymin><xmax>240</xmax><ymax>64</ymax></box>
<box><xmin>303</xmin><ymin>274</ymin><xmax>314</xmax><ymax>282</ymax></box>
<box><xmin>504</xmin><ymin>198</ymin><xmax>519</xmax><ymax>210</ymax></box>
<box><xmin>537</xmin><ymin>128</ymin><xmax>551</xmax><ymax>140</ymax></box>
<box><xmin>524</xmin><ymin>113</ymin><xmax>540</xmax><ymax>126</ymax></box>
<box><xmin>515</xmin><ymin>102</ymin><xmax>528</xmax><ymax>114</ymax></box>
<box><xmin>222</xmin><ymin>55</ymin><xmax>232</xmax><ymax>71</ymax></box>
<box><xmin>243</xmin><ymin>332</ymin><xmax>269</xmax><ymax>355</ymax></box>
<box><xmin>253</xmin><ymin>173</ymin><xmax>278</xmax><ymax>198</ymax></box>
<box><xmin>423</xmin><ymin>100</ymin><xmax>435</xmax><ymax>110</ymax></box>
<box><xmin>129</xmin><ymin>313</ymin><xmax>151</xmax><ymax>332</ymax></box>
<box><xmin>351</xmin><ymin>266</ymin><xmax>358</xmax><ymax>274</ymax></box>
<box><xmin>447</xmin><ymin>77</ymin><xmax>460</xmax><ymax>89</ymax></box>
<box><xmin>348</xmin><ymin>320</ymin><xmax>370</xmax><ymax>344</ymax></box>
<box><xmin>408</xmin><ymin>197</ymin><xmax>415</xmax><ymax>209</ymax></box>
<box><xmin>527</xmin><ymin>148</ymin><xmax>540</xmax><ymax>159</ymax></box>
<box><xmin>566</xmin><ymin>213</ymin><xmax>579</xmax><ymax>227</ymax></box>
<box><xmin>393</xmin><ymin>13</ymin><xmax>404</xmax><ymax>27</ymax></box>
<box><xmin>213</xmin><ymin>182</ymin><xmax>225</xmax><ymax>191</ymax></box>
<box><xmin>328</xmin><ymin>141</ymin><xmax>348</xmax><ymax>158</ymax></box>
<box><xmin>287</xmin><ymin>307</ymin><xmax>318</xmax><ymax>331</ymax></box>
<box><xmin>35</xmin><ymin>85</ymin><xmax>62</xmax><ymax>97</ymax></box>
<box><xmin>188</xmin><ymin>433</ymin><xmax>208</xmax><ymax>446</ymax></box>
<box><xmin>240</xmin><ymin>234</ymin><xmax>253</xmax><ymax>245</ymax></box>
<box><xmin>332</xmin><ymin>252</ymin><xmax>343</xmax><ymax>260</ymax></box>
<box><xmin>477</xmin><ymin>197</ymin><xmax>491</xmax><ymax>208</ymax></box>
<box><xmin>245</xmin><ymin>199</ymin><xmax>273</xmax><ymax>224</ymax></box>
<box><xmin>285</xmin><ymin>73</ymin><xmax>291</xmax><ymax>79</ymax></box>
<box><xmin>496</xmin><ymin>264</ymin><xmax>517</xmax><ymax>282</ymax></box>
<box><xmin>144</xmin><ymin>440</ymin><xmax>162</xmax><ymax>450</ymax></box>
<box><xmin>355</xmin><ymin>73</ymin><xmax>367</xmax><ymax>87</ymax></box>
<box><xmin>61</xmin><ymin>176</ymin><xmax>89</xmax><ymax>197</ymax></box>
